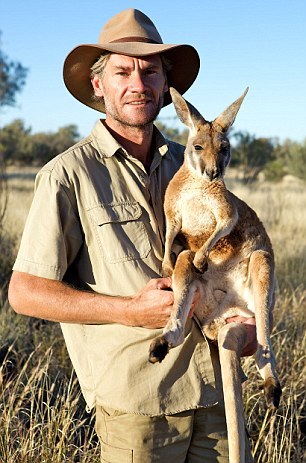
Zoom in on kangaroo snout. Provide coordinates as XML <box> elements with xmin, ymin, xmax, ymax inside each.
<box><xmin>206</xmin><ymin>167</ymin><xmax>222</xmax><ymax>181</ymax></box>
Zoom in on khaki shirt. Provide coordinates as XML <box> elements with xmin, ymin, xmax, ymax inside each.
<box><xmin>13</xmin><ymin>120</ymin><xmax>219</xmax><ymax>415</ymax></box>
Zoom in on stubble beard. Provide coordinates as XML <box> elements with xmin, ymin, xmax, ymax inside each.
<box><xmin>103</xmin><ymin>94</ymin><xmax>164</xmax><ymax>129</ymax></box>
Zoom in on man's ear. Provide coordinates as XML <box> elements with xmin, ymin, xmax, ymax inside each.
<box><xmin>91</xmin><ymin>75</ymin><xmax>104</xmax><ymax>97</ymax></box>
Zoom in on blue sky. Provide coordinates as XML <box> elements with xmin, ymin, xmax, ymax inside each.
<box><xmin>1</xmin><ymin>0</ymin><xmax>305</xmax><ymax>142</ymax></box>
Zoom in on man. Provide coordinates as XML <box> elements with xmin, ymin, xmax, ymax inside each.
<box><xmin>8</xmin><ymin>8</ymin><xmax>255</xmax><ymax>462</ymax></box>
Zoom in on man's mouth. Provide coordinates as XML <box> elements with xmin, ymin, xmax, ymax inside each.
<box><xmin>127</xmin><ymin>99</ymin><xmax>150</xmax><ymax>105</ymax></box>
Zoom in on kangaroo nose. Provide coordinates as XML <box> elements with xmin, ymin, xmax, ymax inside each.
<box><xmin>206</xmin><ymin>168</ymin><xmax>221</xmax><ymax>181</ymax></box>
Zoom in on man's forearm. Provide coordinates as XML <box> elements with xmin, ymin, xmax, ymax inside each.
<box><xmin>8</xmin><ymin>271</ymin><xmax>174</xmax><ymax>328</ymax></box>
<box><xmin>8</xmin><ymin>271</ymin><xmax>131</xmax><ymax>324</ymax></box>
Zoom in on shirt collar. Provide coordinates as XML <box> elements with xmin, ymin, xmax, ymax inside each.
<box><xmin>91</xmin><ymin>119</ymin><xmax>170</xmax><ymax>161</ymax></box>
<box><xmin>91</xmin><ymin>119</ymin><xmax>122</xmax><ymax>158</ymax></box>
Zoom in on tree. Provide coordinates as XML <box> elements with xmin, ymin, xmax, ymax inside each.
<box><xmin>275</xmin><ymin>138</ymin><xmax>306</xmax><ymax>181</ymax></box>
<box><xmin>0</xmin><ymin>119</ymin><xmax>31</xmax><ymax>164</ymax></box>
<box><xmin>48</xmin><ymin>125</ymin><xmax>80</xmax><ymax>155</ymax></box>
<box><xmin>231</xmin><ymin>131</ymin><xmax>275</xmax><ymax>182</ymax></box>
<box><xmin>0</xmin><ymin>121</ymin><xmax>80</xmax><ymax>165</ymax></box>
<box><xmin>27</xmin><ymin>124</ymin><xmax>80</xmax><ymax>165</ymax></box>
<box><xmin>155</xmin><ymin>121</ymin><xmax>189</xmax><ymax>145</ymax></box>
<box><xmin>0</xmin><ymin>32</ymin><xmax>28</xmax><ymax>109</ymax></box>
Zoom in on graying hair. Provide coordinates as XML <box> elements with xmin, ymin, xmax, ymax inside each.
<box><xmin>90</xmin><ymin>52</ymin><xmax>111</xmax><ymax>78</ymax></box>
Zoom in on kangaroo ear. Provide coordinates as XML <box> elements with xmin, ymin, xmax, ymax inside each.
<box><xmin>214</xmin><ymin>87</ymin><xmax>249</xmax><ymax>132</ymax></box>
<box><xmin>170</xmin><ymin>87</ymin><xmax>206</xmax><ymax>133</ymax></box>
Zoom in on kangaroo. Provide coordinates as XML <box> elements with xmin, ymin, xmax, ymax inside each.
<box><xmin>149</xmin><ymin>87</ymin><xmax>282</xmax><ymax>463</ymax></box>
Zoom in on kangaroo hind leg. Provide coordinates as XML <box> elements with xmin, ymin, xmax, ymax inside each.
<box><xmin>218</xmin><ymin>322</ymin><xmax>248</xmax><ymax>463</ymax></box>
<box><xmin>249</xmin><ymin>250</ymin><xmax>282</xmax><ymax>409</ymax></box>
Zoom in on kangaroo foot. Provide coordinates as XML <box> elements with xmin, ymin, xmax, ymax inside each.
<box><xmin>149</xmin><ymin>336</ymin><xmax>169</xmax><ymax>364</ymax></box>
<box><xmin>264</xmin><ymin>377</ymin><xmax>282</xmax><ymax>409</ymax></box>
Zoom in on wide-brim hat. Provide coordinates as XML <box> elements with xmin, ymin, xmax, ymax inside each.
<box><xmin>63</xmin><ymin>8</ymin><xmax>200</xmax><ymax>113</ymax></box>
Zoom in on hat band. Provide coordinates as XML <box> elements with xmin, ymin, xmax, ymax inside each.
<box><xmin>109</xmin><ymin>36</ymin><xmax>162</xmax><ymax>44</ymax></box>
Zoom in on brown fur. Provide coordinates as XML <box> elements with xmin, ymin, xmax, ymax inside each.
<box><xmin>149</xmin><ymin>87</ymin><xmax>282</xmax><ymax>463</ymax></box>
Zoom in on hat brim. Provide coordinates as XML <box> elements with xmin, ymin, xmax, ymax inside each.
<box><xmin>63</xmin><ymin>42</ymin><xmax>200</xmax><ymax>112</ymax></box>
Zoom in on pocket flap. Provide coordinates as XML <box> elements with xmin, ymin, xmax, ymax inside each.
<box><xmin>100</xmin><ymin>440</ymin><xmax>133</xmax><ymax>463</ymax></box>
<box><xmin>90</xmin><ymin>203</ymin><xmax>142</xmax><ymax>226</ymax></box>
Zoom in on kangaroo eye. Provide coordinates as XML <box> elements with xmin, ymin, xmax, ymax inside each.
<box><xmin>194</xmin><ymin>144</ymin><xmax>203</xmax><ymax>151</ymax></box>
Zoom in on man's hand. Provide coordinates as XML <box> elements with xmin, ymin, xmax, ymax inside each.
<box><xmin>226</xmin><ymin>316</ymin><xmax>257</xmax><ymax>357</ymax></box>
<box><xmin>127</xmin><ymin>277</ymin><xmax>174</xmax><ymax>329</ymax></box>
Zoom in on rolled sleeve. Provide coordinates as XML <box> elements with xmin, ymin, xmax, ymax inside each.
<box><xmin>13</xmin><ymin>171</ymin><xmax>83</xmax><ymax>281</ymax></box>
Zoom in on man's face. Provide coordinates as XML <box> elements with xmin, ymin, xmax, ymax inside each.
<box><xmin>93</xmin><ymin>54</ymin><xmax>168</xmax><ymax>128</ymax></box>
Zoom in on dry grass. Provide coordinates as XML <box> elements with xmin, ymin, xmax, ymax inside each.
<box><xmin>0</xmin><ymin>343</ymin><xmax>99</xmax><ymax>462</ymax></box>
<box><xmin>4</xmin><ymin>167</ymin><xmax>37</xmax><ymax>247</ymax></box>
<box><xmin>0</xmin><ymin>171</ymin><xmax>305</xmax><ymax>462</ymax></box>
<box><xmin>227</xmin><ymin>177</ymin><xmax>306</xmax><ymax>292</ymax></box>
<box><xmin>228</xmin><ymin>177</ymin><xmax>306</xmax><ymax>462</ymax></box>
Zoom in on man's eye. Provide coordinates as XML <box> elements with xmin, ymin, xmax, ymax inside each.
<box><xmin>194</xmin><ymin>145</ymin><xmax>203</xmax><ymax>151</ymax></box>
<box><xmin>145</xmin><ymin>69</ymin><xmax>156</xmax><ymax>75</ymax></box>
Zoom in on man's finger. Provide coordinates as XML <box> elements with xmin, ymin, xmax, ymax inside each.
<box><xmin>156</xmin><ymin>277</ymin><xmax>172</xmax><ymax>290</ymax></box>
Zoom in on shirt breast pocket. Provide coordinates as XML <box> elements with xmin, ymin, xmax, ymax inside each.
<box><xmin>88</xmin><ymin>202</ymin><xmax>151</xmax><ymax>263</ymax></box>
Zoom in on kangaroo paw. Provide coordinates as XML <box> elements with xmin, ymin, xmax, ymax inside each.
<box><xmin>149</xmin><ymin>336</ymin><xmax>169</xmax><ymax>364</ymax></box>
<box><xmin>193</xmin><ymin>259</ymin><xmax>208</xmax><ymax>274</ymax></box>
<box><xmin>264</xmin><ymin>377</ymin><xmax>282</xmax><ymax>409</ymax></box>
<box><xmin>193</xmin><ymin>252</ymin><xmax>208</xmax><ymax>274</ymax></box>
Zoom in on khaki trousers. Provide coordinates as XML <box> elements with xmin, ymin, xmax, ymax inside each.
<box><xmin>95</xmin><ymin>402</ymin><xmax>253</xmax><ymax>463</ymax></box>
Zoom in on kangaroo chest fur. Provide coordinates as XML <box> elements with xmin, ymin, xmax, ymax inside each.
<box><xmin>178</xmin><ymin>186</ymin><xmax>229</xmax><ymax>250</ymax></box>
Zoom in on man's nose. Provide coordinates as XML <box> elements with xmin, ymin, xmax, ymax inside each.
<box><xmin>129</xmin><ymin>71</ymin><xmax>146</xmax><ymax>92</ymax></box>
